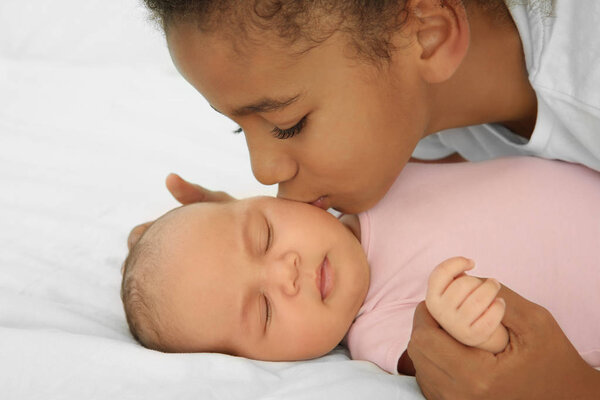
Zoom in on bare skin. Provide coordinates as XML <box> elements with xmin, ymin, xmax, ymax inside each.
<box><xmin>408</xmin><ymin>286</ymin><xmax>600</xmax><ymax>400</ymax></box>
<box><xmin>425</xmin><ymin>257</ymin><xmax>508</xmax><ymax>355</ymax></box>
<box><xmin>425</xmin><ymin>2</ymin><xmax>537</xmax><ymax>138</ymax></box>
<box><xmin>128</xmin><ymin>0</ymin><xmax>599</xmax><ymax>397</ymax></box>
<box><xmin>163</xmin><ymin>0</ymin><xmax>536</xmax><ymax>214</ymax></box>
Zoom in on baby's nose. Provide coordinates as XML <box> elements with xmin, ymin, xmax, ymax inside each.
<box><xmin>269</xmin><ymin>251</ymin><xmax>299</xmax><ymax>296</ymax></box>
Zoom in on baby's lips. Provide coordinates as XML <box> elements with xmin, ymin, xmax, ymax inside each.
<box><xmin>319</xmin><ymin>256</ymin><xmax>333</xmax><ymax>300</ymax></box>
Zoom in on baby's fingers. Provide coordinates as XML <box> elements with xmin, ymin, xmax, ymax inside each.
<box><xmin>458</xmin><ymin>278</ymin><xmax>502</xmax><ymax>324</ymax></box>
<box><xmin>438</xmin><ymin>275</ymin><xmax>484</xmax><ymax>310</ymax></box>
<box><xmin>459</xmin><ymin>279</ymin><xmax>505</xmax><ymax>346</ymax></box>
<box><xmin>468</xmin><ymin>297</ymin><xmax>506</xmax><ymax>348</ymax></box>
<box><xmin>427</xmin><ymin>257</ymin><xmax>475</xmax><ymax>300</ymax></box>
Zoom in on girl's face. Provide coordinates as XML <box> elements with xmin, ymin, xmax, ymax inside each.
<box><xmin>167</xmin><ymin>23</ymin><xmax>428</xmax><ymax>214</ymax></box>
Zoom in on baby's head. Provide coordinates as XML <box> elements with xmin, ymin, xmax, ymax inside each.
<box><xmin>122</xmin><ymin>197</ymin><xmax>369</xmax><ymax>360</ymax></box>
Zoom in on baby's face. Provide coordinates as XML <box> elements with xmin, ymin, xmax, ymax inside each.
<box><xmin>155</xmin><ymin>197</ymin><xmax>369</xmax><ymax>361</ymax></box>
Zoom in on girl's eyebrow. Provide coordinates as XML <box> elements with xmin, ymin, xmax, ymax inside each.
<box><xmin>232</xmin><ymin>94</ymin><xmax>300</xmax><ymax>117</ymax></box>
<box><xmin>210</xmin><ymin>94</ymin><xmax>302</xmax><ymax>117</ymax></box>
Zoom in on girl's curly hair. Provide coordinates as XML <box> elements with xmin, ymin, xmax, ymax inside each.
<box><xmin>142</xmin><ymin>0</ymin><xmax>510</xmax><ymax>62</ymax></box>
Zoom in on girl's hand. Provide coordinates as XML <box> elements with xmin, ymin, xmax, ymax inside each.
<box><xmin>425</xmin><ymin>257</ymin><xmax>508</xmax><ymax>354</ymax></box>
<box><xmin>164</xmin><ymin>173</ymin><xmax>235</xmax><ymax>205</ymax></box>
<box><xmin>408</xmin><ymin>283</ymin><xmax>600</xmax><ymax>400</ymax></box>
<box><xmin>126</xmin><ymin>173</ymin><xmax>235</xmax><ymax>251</ymax></box>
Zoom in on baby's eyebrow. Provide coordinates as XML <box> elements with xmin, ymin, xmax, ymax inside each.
<box><xmin>239</xmin><ymin>209</ymin><xmax>259</xmax><ymax>331</ymax></box>
<box><xmin>241</xmin><ymin>207</ymin><xmax>253</xmax><ymax>256</ymax></box>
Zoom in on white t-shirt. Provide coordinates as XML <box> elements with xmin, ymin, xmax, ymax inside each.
<box><xmin>412</xmin><ymin>0</ymin><xmax>600</xmax><ymax>171</ymax></box>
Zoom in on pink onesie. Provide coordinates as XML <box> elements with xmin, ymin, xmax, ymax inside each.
<box><xmin>345</xmin><ymin>157</ymin><xmax>600</xmax><ymax>374</ymax></box>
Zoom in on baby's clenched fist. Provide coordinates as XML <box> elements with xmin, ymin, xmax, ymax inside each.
<box><xmin>425</xmin><ymin>257</ymin><xmax>509</xmax><ymax>353</ymax></box>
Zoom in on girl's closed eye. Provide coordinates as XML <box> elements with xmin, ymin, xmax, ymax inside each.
<box><xmin>232</xmin><ymin>115</ymin><xmax>308</xmax><ymax>139</ymax></box>
<box><xmin>272</xmin><ymin>115</ymin><xmax>307</xmax><ymax>140</ymax></box>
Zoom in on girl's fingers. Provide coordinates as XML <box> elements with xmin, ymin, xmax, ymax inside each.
<box><xmin>408</xmin><ymin>301</ymin><xmax>494</xmax><ymax>378</ymax></box>
<box><xmin>166</xmin><ymin>173</ymin><xmax>208</xmax><ymax>204</ymax></box>
<box><xmin>127</xmin><ymin>221</ymin><xmax>153</xmax><ymax>250</ymax></box>
<box><xmin>166</xmin><ymin>173</ymin><xmax>235</xmax><ymax>204</ymax></box>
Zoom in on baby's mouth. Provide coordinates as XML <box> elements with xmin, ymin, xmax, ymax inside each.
<box><xmin>317</xmin><ymin>256</ymin><xmax>333</xmax><ymax>301</ymax></box>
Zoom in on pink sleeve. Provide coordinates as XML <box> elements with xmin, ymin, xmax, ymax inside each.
<box><xmin>346</xmin><ymin>304</ymin><xmax>417</xmax><ymax>375</ymax></box>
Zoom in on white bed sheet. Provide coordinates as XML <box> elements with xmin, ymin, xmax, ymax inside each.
<box><xmin>0</xmin><ymin>1</ymin><xmax>423</xmax><ymax>398</ymax></box>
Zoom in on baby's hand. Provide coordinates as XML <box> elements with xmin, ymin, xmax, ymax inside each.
<box><xmin>425</xmin><ymin>257</ymin><xmax>509</xmax><ymax>354</ymax></box>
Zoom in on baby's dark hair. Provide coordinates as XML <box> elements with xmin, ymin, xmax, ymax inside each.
<box><xmin>121</xmin><ymin>229</ymin><xmax>167</xmax><ymax>351</ymax></box>
<box><xmin>143</xmin><ymin>0</ymin><xmax>510</xmax><ymax>63</ymax></box>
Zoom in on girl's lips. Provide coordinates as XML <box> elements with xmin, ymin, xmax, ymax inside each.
<box><xmin>310</xmin><ymin>196</ymin><xmax>329</xmax><ymax>210</ymax></box>
<box><xmin>317</xmin><ymin>256</ymin><xmax>333</xmax><ymax>301</ymax></box>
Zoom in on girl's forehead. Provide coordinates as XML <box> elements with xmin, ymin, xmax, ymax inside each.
<box><xmin>167</xmin><ymin>24</ymin><xmax>358</xmax><ymax>110</ymax></box>
<box><xmin>167</xmin><ymin>20</ymin><xmax>309</xmax><ymax>66</ymax></box>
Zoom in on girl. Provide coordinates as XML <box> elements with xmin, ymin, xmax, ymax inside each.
<box><xmin>131</xmin><ymin>0</ymin><xmax>600</xmax><ymax>398</ymax></box>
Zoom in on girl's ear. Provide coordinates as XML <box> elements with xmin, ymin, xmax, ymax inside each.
<box><xmin>406</xmin><ymin>0</ymin><xmax>470</xmax><ymax>83</ymax></box>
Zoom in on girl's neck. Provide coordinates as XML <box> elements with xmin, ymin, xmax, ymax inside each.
<box><xmin>427</xmin><ymin>3</ymin><xmax>538</xmax><ymax>139</ymax></box>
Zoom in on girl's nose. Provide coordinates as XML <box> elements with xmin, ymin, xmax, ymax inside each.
<box><xmin>246</xmin><ymin>134</ymin><xmax>298</xmax><ymax>186</ymax></box>
<box><xmin>268</xmin><ymin>251</ymin><xmax>300</xmax><ymax>296</ymax></box>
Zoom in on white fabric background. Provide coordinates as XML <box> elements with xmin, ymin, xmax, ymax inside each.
<box><xmin>0</xmin><ymin>1</ymin><xmax>423</xmax><ymax>398</ymax></box>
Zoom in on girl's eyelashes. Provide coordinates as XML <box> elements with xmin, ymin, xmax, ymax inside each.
<box><xmin>232</xmin><ymin>115</ymin><xmax>308</xmax><ymax>139</ymax></box>
<box><xmin>271</xmin><ymin>116</ymin><xmax>307</xmax><ymax>140</ymax></box>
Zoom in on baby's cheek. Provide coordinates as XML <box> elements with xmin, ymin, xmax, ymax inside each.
<box><xmin>293</xmin><ymin>312</ymin><xmax>342</xmax><ymax>358</ymax></box>
<box><xmin>295</xmin><ymin>327</ymin><xmax>340</xmax><ymax>358</ymax></box>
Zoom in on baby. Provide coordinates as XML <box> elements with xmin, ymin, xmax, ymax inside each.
<box><xmin>121</xmin><ymin>158</ymin><xmax>600</xmax><ymax>374</ymax></box>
